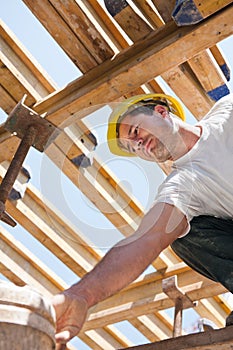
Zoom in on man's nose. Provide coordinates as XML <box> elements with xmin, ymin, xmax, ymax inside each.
<box><xmin>132</xmin><ymin>138</ymin><xmax>143</xmax><ymax>150</ymax></box>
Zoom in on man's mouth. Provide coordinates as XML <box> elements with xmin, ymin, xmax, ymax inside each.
<box><xmin>145</xmin><ymin>138</ymin><xmax>153</xmax><ymax>155</ymax></box>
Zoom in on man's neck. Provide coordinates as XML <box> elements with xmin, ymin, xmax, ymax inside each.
<box><xmin>172</xmin><ymin>124</ymin><xmax>202</xmax><ymax>161</ymax></box>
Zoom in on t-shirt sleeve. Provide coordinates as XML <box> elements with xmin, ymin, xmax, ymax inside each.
<box><xmin>153</xmin><ymin>169</ymin><xmax>201</xmax><ymax>223</ymax></box>
<box><xmin>201</xmin><ymin>93</ymin><xmax>233</xmax><ymax>122</ymax></box>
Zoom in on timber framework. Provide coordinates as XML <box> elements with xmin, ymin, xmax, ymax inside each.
<box><xmin>0</xmin><ymin>1</ymin><xmax>233</xmax><ymax>349</ymax></box>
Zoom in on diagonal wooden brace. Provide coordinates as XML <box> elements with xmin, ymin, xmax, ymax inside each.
<box><xmin>162</xmin><ymin>275</ymin><xmax>197</xmax><ymax>337</ymax></box>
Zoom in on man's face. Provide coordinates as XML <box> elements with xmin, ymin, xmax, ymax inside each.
<box><xmin>118</xmin><ymin>105</ymin><xmax>174</xmax><ymax>162</ymax></box>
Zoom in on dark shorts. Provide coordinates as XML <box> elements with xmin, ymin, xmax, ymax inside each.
<box><xmin>171</xmin><ymin>215</ymin><xmax>233</xmax><ymax>293</ymax></box>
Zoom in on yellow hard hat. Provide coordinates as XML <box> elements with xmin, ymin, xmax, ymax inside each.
<box><xmin>107</xmin><ymin>93</ymin><xmax>185</xmax><ymax>157</ymax></box>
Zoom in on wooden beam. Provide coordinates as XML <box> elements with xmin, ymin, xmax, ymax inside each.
<box><xmin>130</xmin><ymin>313</ymin><xmax>174</xmax><ymax>342</ymax></box>
<box><xmin>82</xmin><ymin>0</ymin><xmax>130</xmax><ymax>50</ymax></box>
<box><xmin>0</xmin><ymin>20</ymin><xmax>56</xmax><ymax>105</ymax></box>
<box><xmin>22</xmin><ymin>0</ymin><xmax>114</xmax><ymax>72</ymax></box>
<box><xmin>0</xmin><ymin>85</ymin><xmax>17</xmax><ymax>115</ymax></box>
<box><xmin>0</xmin><ymin>225</ymin><xmax>66</xmax><ymax>295</ymax></box>
<box><xmin>0</xmin><ymin>136</ymin><xmax>20</xmax><ymax>163</ymax></box>
<box><xmin>187</xmin><ymin>49</ymin><xmax>229</xmax><ymax>101</ymax></box>
<box><xmin>172</xmin><ymin>0</ymin><xmax>232</xmax><ymax>26</ymax></box>
<box><xmin>192</xmin><ymin>0</ymin><xmax>232</xmax><ymax>18</ymax></box>
<box><xmin>210</xmin><ymin>45</ymin><xmax>231</xmax><ymax>81</ymax></box>
<box><xmin>31</xmin><ymin>4</ymin><xmax>233</xmax><ymax>125</ymax></box>
<box><xmin>106</xmin><ymin>0</ymin><xmax>152</xmax><ymax>40</ymax></box>
<box><xmin>132</xmin><ymin>0</ymin><xmax>165</xmax><ymax>28</ymax></box>
<box><xmin>161</xmin><ymin>63</ymin><xmax>213</xmax><ymax>119</ymax></box>
<box><xmin>122</xmin><ymin>325</ymin><xmax>233</xmax><ymax>349</ymax></box>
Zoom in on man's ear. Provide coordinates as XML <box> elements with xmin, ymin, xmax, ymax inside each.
<box><xmin>154</xmin><ymin>105</ymin><xmax>169</xmax><ymax>118</ymax></box>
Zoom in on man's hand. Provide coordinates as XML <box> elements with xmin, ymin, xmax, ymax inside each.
<box><xmin>52</xmin><ymin>291</ymin><xmax>88</xmax><ymax>349</ymax></box>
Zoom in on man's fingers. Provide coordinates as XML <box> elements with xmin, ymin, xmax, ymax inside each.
<box><xmin>55</xmin><ymin>330</ymin><xmax>72</xmax><ymax>343</ymax></box>
<box><xmin>55</xmin><ymin>343</ymin><xmax>67</xmax><ymax>350</ymax></box>
<box><xmin>55</xmin><ymin>331</ymin><xmax>70</xmax><ymax>350</ymax></box>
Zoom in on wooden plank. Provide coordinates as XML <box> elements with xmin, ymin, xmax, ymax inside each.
<box><xmin>22</xmin><ymin>0</ymin><xmax>113</xmax><ymax>72</ymax></box>
<box><xmin>107</xmin><ymin>1</ymin><xmax>152</xmax><ymax>40</ymax></box>
<box><xmin>81</xmin><ymin>0</ymin><xmax>130</xmax><ymax>50</ymax></box>
<box><xmin>210</xmin><ymin>45</ymin><xmax>231</xmax><ymax>81</ymax></box>
<box><xmin>0</xmin><ymin>136</ymin><xmax>20</xmax><ymax>163</ymax></box>
<box><xmin>132</xmin><ymin>0</ymin><xmax>165</xmax><ymax>28</ymax></box>
<box><xmin>151</xmin><ymin>0</ymin><xmax>176</xmax><ymax>23</ymax></box>
<box><xmin>102</xmin><ymin>0</ymin><xmax>164</xmax><ymax>96</ymax></box>
<box><xmin>122</xmin><ymin>325</ymin><xmax>233</xmax><ymax>349</ymax></box>
<box><xmin>0</xmin><ymin>59</ymin><xmax>36</xmax><ymax>107</ymax></box>
<box><xmin>32</xmin><ymin>4</ymin><xmax>233</xmax><ymax>125</ymax></box>
<box><xmin>0</xmin><ymin>20</ymin><xmax>55</xmax><ymax>107</ymax></box>
<box><xmin>0</xmin><ymin>19</ymin><xmax>56</xmax><ymax>94</ymax></box>
<box><xmin>172</xmin><ymin>0</ymin><xmax>232</xmax><ymax>25</ymax></box>
<box><xmin>193</xmin><ymin>0</ymin><xmax>233</xmax><ymax>19</ymax></box>
<box><xmin>48</xmin><ymin>0</ymin><xmax>114</xmax><ymax>64</ymax></box>
<box><xmin>162</xmin><ymin>63</ymin><xmax>213</xmax><ymax>119</ymax></box>
<box><xmin>21</xmin><ymin>0</ymin><xmax>95</xmax><ymax>72</ymax></box>
<box><xmin>0</xmin><ymin>85</ymin><xmax>17</xmax><ymax>115</ymax></box>
<box><xmin>188</xmin><ymin>49</ymin><xmax>229</xmax><ymax>101</ymax></box>
<box><xmin>51</xmin><ymin>130</ymin><xmax>83</xmax><ymax>160</ymax></box>
<box><xmin>0</xmin><ymin>225</ymin><xmax>66</xmax><ymax>296</ymax></box>
<box><xmin>195</xmin><ymin>298</ymin><xmax>227</xmax><ymax>328</ymax></box>
<box><xmin>130</xmin><ymin>313</ymin><xmax>174</xmax><ymax>342</ymax></box>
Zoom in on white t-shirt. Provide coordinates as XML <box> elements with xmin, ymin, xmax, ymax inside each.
<box><xmin>154</xmin><ymin>93</ymin><xmax>233</xmax><ymax>225</ymax></box>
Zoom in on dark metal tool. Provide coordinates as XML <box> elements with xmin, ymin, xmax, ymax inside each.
<box><xmin>0</xmin><ymin>95</ymin><xmax>59</xmax><ymax>227</ymax></box>
<box><xmin>162</xmin><ymin>275</ymin><xmax>197</xmax><ymax>337</ymax></box>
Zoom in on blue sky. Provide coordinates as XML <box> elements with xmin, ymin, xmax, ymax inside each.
<box><xmin>1</xmin><ymin>1</ymin><xmax>233</xmax><ymax>348</ymax></box>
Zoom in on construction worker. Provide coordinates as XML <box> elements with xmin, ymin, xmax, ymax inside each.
<box><xmin>52</xmin><ymin>93</ymin><xmax>233</xmax><ymax>349</ymax></box>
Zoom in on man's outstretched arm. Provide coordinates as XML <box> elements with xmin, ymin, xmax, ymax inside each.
<box><xmin>52</xmin><ymin>202</ymin><xmax>188</xmax><ymax>348</ymax></box>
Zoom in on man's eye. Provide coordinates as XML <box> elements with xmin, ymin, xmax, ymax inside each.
<box><xmin>134</xmin><ymin>126</ymin><xmax>139</xmax><ymax>136</ymax></box>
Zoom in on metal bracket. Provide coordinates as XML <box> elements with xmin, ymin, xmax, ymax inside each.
<box><xmin>162</xmin><ymin>275</ymin><xmax>197</xmax><ymax>337</ymax></box>
<box><xmin>0</xmin><ymin>95</ymin><xmax>60</xmax><ymax>227</ymax></box>
<box><xmin>4</xmin><ymin>95</ymin><xmax>60</xmax><ymax>152</ymax></box>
